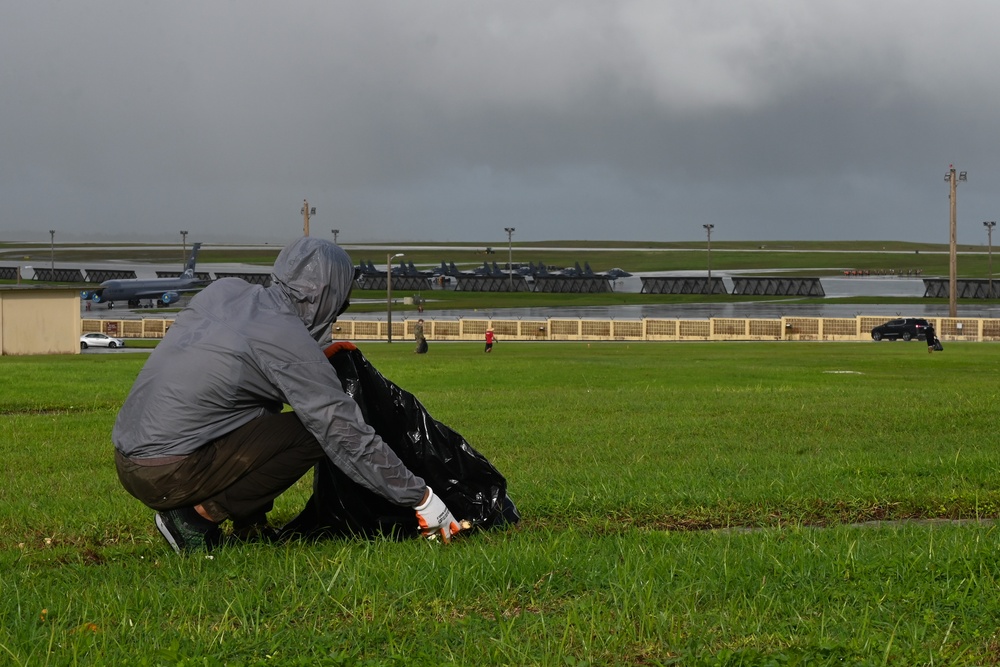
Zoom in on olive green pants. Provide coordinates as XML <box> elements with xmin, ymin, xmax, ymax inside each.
<box><xmin>115</xmin><ymin>412</ymin><xmax>325</xmax><ymax>523</ymax></box>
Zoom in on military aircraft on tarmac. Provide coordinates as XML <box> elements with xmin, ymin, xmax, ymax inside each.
<box><xmin>84</xmin><ymin>243</ymin><xmax>209</xmax><ymax>308</ymax></box>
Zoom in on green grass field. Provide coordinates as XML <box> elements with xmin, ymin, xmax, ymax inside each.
<box><xmin>3</xmin><ymin>342</ymin><xmax>1000</xmax><ymax>665</ymax></box>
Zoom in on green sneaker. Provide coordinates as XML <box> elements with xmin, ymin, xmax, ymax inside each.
<box><xmin>155</xmin><ymin>509</ymin><xmax>223</xmax><ymax>555</ymax></box>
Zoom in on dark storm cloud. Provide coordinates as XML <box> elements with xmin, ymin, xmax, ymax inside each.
<box><xmin>2</xmin><ymin>1</ymin><xmax>999</xmax><ymax>244</ymax></box>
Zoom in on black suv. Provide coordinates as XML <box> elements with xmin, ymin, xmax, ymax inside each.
<box><xmin>870</xmin><ymin>318</ymin><xmax>930</xmax><ymax>342</ymax></box>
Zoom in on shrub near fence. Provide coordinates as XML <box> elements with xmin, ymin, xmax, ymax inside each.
<box><xmin>83</xmin><ymin>315</ymin><xmax>1000</xmax><ymax>342</ymax></box>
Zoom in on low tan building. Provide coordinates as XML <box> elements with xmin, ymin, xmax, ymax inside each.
<box><xmin>0</xmin><ymin>287</ymin><xmax>82</xmax><ymax>355</ymax></box>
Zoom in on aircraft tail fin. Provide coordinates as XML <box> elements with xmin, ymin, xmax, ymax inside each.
<box><xmin>182</xmin><ymin>243</ymin><xmax>202</xmax><ymax>278</ymax></box>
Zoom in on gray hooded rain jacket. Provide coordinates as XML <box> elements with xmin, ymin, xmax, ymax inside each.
<box><xmin>111</xmin><ymin>237</ymin><xmax>425</xmax><ymax>507</ymax></box>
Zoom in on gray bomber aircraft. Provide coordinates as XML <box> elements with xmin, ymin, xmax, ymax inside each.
<box><xmin>85</xmin><ymin>243</ymin><xmax>209</xmax><ymax>309</ymax></box>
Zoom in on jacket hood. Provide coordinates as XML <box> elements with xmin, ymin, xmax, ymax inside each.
<box><xmin>271</xmin><ymin>237</ymin><xmax>355</xmax><ymax>343</ymax></box>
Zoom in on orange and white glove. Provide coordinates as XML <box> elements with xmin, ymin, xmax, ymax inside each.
<box><xmin>414</xmin><ymin>487</ymin><xmax>463</xmax><ymax>543</ymax></box>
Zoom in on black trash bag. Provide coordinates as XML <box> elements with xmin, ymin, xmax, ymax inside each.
<box><xmin>933</xmin><ymin>338</ymin><xmax>944</xmax><ymax>351</ymax></box>
<box><xmin>282</xmin><ymin>345</ymin><xmax>519</xmax><ymax>540</ymax></box>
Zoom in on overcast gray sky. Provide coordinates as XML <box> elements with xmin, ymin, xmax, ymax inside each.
<box><xmin>3</xmin><ymin>1</ymin><xmax>999</xmax><ymax>245</ymax></box>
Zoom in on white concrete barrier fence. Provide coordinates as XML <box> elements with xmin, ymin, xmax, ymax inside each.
<box><xmin>82</xmin><ymin>315</ymin><xmax>1000</xmax><ymax>343</ymax></box>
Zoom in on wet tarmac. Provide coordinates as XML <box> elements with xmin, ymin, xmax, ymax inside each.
<box><xmin>347</xmin><ymin>301</ymin><xmax>998</xmax><ymax>323</ymax></box>
<box><xmin>353</xmin><ymin>273</ymin><xmax>999</xmax><ymax>321</ymax></box>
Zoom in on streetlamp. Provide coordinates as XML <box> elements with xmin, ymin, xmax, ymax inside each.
<box><xmin>985</xmin><ymin>221</ymin><xmax>996</xmax><ymax>298</ymax></box>
<box><xmin>703</xmin><ymin>224</ymin><xmax>715</xmax><ymax>282</ymax></box>
<box><xmin>944</xmin><ymin>165</ymin><xmax>967</xmax><ymax>317</ymax></box>
<box><xmin>504</xmin><ymin>227</ymin><xmax>515</xmax><ymax>290</ymax></box>
<box><xmin>180</xmin><ymin>230</ymin><xmax>188</xmax><ymax>266</ymax></box>
<box><xmin>49</xmin><ymin>230</ymin><xmax>55</xmax><ymax>272</ymax></box>
<box><xmin>331</xmin><ymin>229</ymin><xmax>340</xmax><ymax>245</ymax></box>
<box><xmin>386</xmin><ymin>252</ymin><xmax>405</xmax><ymax>343</ymax></box>
<box><xmin>301</xmin><ymin>199</ymin><xmax>316</xmax><ymax>236</ymax></box>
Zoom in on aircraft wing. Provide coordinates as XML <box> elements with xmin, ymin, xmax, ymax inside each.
<box><xmin>110</xmin><ymin>285</ymin><xmax>205</xmax><ymax>299</ymax></box>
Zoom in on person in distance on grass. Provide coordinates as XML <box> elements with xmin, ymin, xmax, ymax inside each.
<box><xmin>112</xmin><ymin>237</ymin><xmax>463</xmax><ymax>555</ymax></box>
<box><xmin>484</xmin><ymin>326</ymin><xmax>495</xmax><ymax>353</ymax></box>
<box><xmin>414</xmin><ymin>318</ymin><xmax>428</xmax><ymax>354</ymax></box>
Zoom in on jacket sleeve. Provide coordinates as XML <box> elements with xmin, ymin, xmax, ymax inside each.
<box><xmin>253</xmin><ymin>334</ymin><xmax>426</xmax><ymax>508</ymax></box>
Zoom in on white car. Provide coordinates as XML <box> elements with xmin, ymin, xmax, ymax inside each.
<box><xmin>80</xmin><ymin>332</ymin><xmax>125</xmax><ymax>349</ymax></box>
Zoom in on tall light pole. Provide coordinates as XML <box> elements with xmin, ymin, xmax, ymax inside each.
<box><xmin>331</xmin><ymin>229</ymin><xmax>340</xmax><ymax>245</ymax></box>
<box><xmin>703</xmin><ymin>224</ymin><xmax>715</xmax><ymax>282</ymax></box>
<box><xmin>301</xmin><ymin>199</ymin><xmax>316</xmax><ymax>237</ymax></box>
<box><xmin>504</xmin><ymin>227</ymin><xmax>515</xmax><ymax>290</ymax></box>
<box><xmin>180</xmin><ymin>230</ymin><xmax>188</xmax><ymax>266</ymax></box>
<box><xmin>49</xmin><ymin>230</ymin><xmax>55</xmax><ymax>272</ymax></box>
<box><xmin>386</xmin><ymin>252</ymin><xmax>404</xmax><ymax>343</ymax></box>
<box><xmin>985</xmin><ymin>221</ymin><xmax>996</xmax><ymax>298</ymax></box>
<box><xmin>944</xmin><ymin>165</ymin><xmax>967</xmax><ymax>317</ymax></box>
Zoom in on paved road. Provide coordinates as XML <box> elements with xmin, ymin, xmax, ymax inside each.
<box><xmin>339</xmin><ymin>302</ymin><xmax>1000</xmax><ymax>322</ymax></box>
